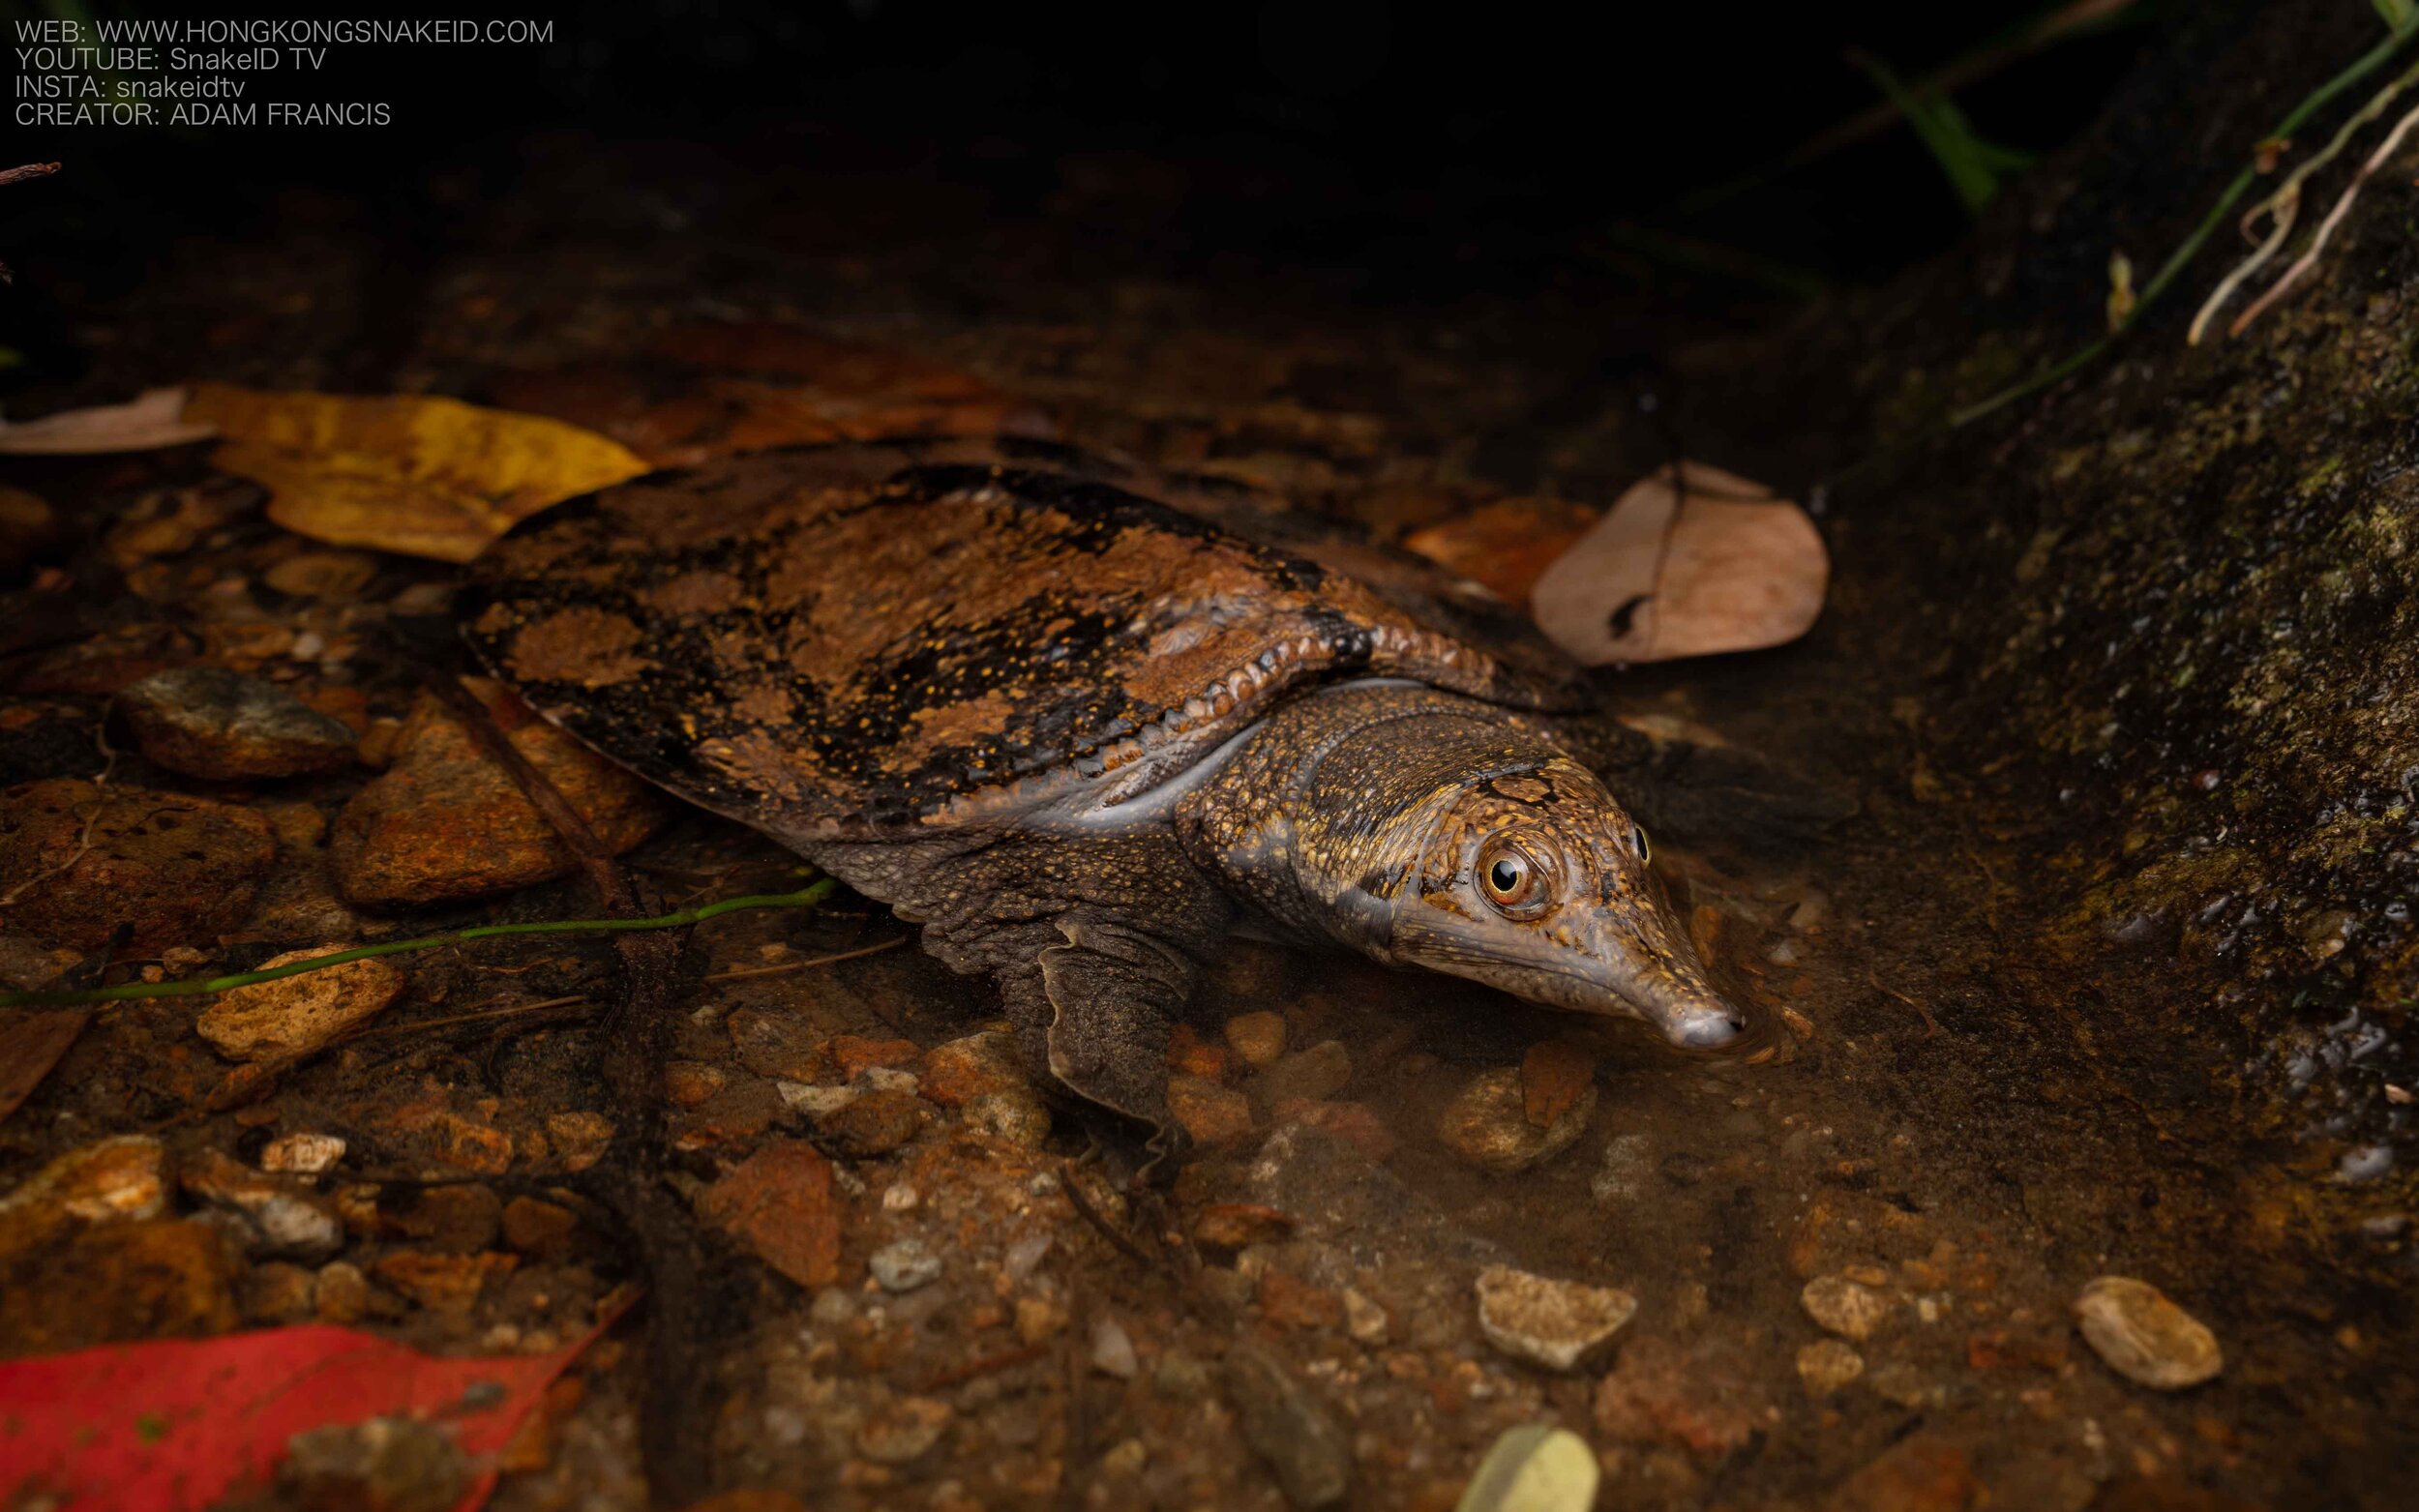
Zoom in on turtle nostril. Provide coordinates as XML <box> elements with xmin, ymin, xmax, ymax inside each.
<box><xmin>1668</xmin><ymin>1009</ymin><xmax>1747</xmax><ymax>1050</ymax></box>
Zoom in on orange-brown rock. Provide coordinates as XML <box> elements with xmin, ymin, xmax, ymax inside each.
<box><xmin>1822</xmin><ymin>1435</ymin><xmax>1974</xmax><ymax>1512</ymax></box>
<box><xmin>330</xmin><ymin>684</ymin><xmax>664</xmax><ymax>906</ymax></box>
<box><xmin>919</xmin><ymin>1029</ymin><xmax>1024</xmax><ymax>1107</ymax></box>
<box><xmin>697</xmin><ymin>1139</ymin><xmax>841</xmax><ymax>1289</ymax></box>
<box><xmin>373</xmin><ymin>1250</ymin><xmax>519</xmax><ymax>1315</ymax></box>
<box><xmin>829</xmin><ymin>1034</ymin><xmax>921</xmax><ymax>1080</ymax></box>
<box><xmin>0</xmin><ymin>1218</ymin><xmax>239</xmax><ymax>1353</ymax></box>
<box><xmin>0</xmin><ymin>779</ymin><xmax>277</xmax><ymax>954</ymax></box>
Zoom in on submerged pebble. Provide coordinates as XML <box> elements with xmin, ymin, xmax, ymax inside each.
<box><xmin>1795</xmin><ymin>1338</ymin><xmax>1865</xmax><ymax>1396</ymax></box>
<box><xmin>2073</xmin><ymin>1275</ymin><xmax>2223</xmax><ymax>1389</ymax></box>
<box><xmin>1091</xmin><ymin>1317</ymin><xmax>1140</xmax><ymax>1379</ymax></box>
<box><xmin>1223</xmin><ymin>1341</ymin><xmax>1352</xmax><ymax>1508</ymax></box>
<box><xmin>1224</xmin><ymin>1011</ymin><xmax>1288</xmax><ymax>1067</ymax></box>
<box><xmin>1439</xmin><ymin>1068</ymin><xmax>1596</xmax><ymax>1173</ymax></box>
<box><xmin>1591</xmin><ymin>1133</ymin><xmax>1655</xmax><ymax>1203</ymax></box>
<box><xmin>1259</xmin><ymin>1040</ymin><xmax>1353</xmax><ymax>1108</ymax></box>
<box><xmin>197</xmin><ymin>946</ymin><xmax>407</xmax><ymax>1062</ymax></box>
<box><xmin>1800</xmin><ymin>1273</ymin><xmax>1893</xmax><ymax>1341</ymax></box>
<box><xmin>259</xmin><ymin>1133</ymin><xmax>347</xmax><ymax>1176</ymax></box>
<box><xmin>1474</xmin><ymin>1264</ymin><xmax>1636</xmax><ymax>1372</ymax></box>
<box><xmin>870</xmin><ymin>1238</ymin><xmax>943</xmax><ymax>1292</ymax></box>
<box><xmin>1169</xmin><ymin>1074</ymin><xmax>1256</xmax><ymax>1146</ymax></box>
<box><xmin>1342</xmin><ymin>1287</ymin><xmax>1389</xmax><ymax>1346</ymax></box>
<box><xmin>854</xmin><ymin>1395</ymin><xmax>952</xmax><ymax>1464</ymax></box>
<box><xmin>119</xmin><ymin>665</ymin><xmax>357</xmax><ymax>782</ymax></box>
<box><xmin>2337</xmin><ymin>1144</ymin><xmax>2394</xmax><ymax>1183</ymax></box>
<box><xmin>1454</xmin><ymin>1424</ymin><xmax>1600</xmax><ymax>1512</ymax></box>
<box><xmin>964</xmin><ymin>1086</ymin><xmax>1052</xmax><ymax>1149</ymax></box>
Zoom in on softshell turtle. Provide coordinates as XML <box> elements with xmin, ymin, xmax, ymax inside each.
<box><xmin>459</xmin><ymin>437</ymin><xmax>1747</xmax><ymax>1164</ymax></box>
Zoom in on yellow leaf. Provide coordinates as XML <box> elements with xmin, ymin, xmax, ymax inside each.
<box><xmin>184</xmin><ymin>385</ymin><xmax>650</xmax><ymax>562</ymax></box>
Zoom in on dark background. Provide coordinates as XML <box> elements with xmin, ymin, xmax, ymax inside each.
<box><xmin>3</xmin><ymin>1</ymin><xmax>2160</xmax><ymax>379</ymax></box>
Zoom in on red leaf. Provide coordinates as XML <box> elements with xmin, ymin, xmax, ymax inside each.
<box><xmin>0</xmin><ymin>1292</ymin><xmax>633</xmax><ymax>1511</ymax></box>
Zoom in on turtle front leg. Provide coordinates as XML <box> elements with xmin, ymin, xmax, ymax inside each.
<box><xmin>995</xmin><ymin>910</ymin><xmax>1199</xmax><ymax>1177</ymax></box>
<box><xmin>816</xmin><ymin>827</ymin><xmax>1232</xmax><ymax>1177</ymax></box>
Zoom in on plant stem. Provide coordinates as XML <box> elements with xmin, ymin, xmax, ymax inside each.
<box><xmin>1949</xmin><ymin>16</ymin><xmax>2419</xmax><ymax>429</ymax></box>
<box><xmin>0</xmin><ymin>880</ymin><xmax>839</xmax><ymax>1008</ymax></box>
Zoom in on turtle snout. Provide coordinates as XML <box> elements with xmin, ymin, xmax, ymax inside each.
<box><xmin>1662</xmin><ymin>1000</ymin><xmax>1750</xmax><ymax>1052</ymax></box>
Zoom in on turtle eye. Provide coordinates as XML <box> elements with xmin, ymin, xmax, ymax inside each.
<box><xmin>1630</xmin><ymin>823</ymin><xmax>1651</xmax><ymax>863</ymax></box>
<box><xmin>1478</xmin><ymin>839</ymin><xmax>1551</xmax><ymax>918</ymax></box>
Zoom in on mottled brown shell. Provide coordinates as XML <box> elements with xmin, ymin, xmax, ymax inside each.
<box><xmin>459</xmin><ymin>439</ymin><xmax>1578</xmax><ymax>840</ymax></box>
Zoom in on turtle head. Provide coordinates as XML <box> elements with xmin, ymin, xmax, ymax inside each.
<box><xmin>1374</xmin><ymin>756</ymin><xmax>1747</xmax><ymax>1052</ymax></box>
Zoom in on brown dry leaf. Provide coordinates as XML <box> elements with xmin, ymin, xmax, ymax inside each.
<box><xmin>486</xmin><ymin>321</ymin><xmax>1046</xmax><ymax>467</ymax></box>
<box><xmin>184</xmin><ymin>383</ymin><xmax>650</xmax><ymax>562</ymax></box>
<box><xmin>1401</xmin><ymin>495</ymin><xmax>1598</xmax><ymax>604</ymax></box>
<box><xmin>1520</xmin><ymin>1039</ymin><xmax>1597</xmax><ymax>1130</ymax></box>
<box><xmin>1530</xmin><ymin>462</ymin><xmax>1826</xmax><ymax>665</ymax></box>
<box><xmin>0</xmin><ymin>388</ymin><xmax>216</xmax><ymax>455</ymax></box>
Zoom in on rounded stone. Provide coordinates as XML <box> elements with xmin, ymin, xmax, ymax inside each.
<box><xmin>1796</xmin><ymin>1338</ymin><xmax>1865</xmax><ymax>1396</ymax></box>
<box><xmin>964</xmin><ymin>1087</ymin><xmax>1052</xmax><ymax>1149</ymax></box>
<box><xmin>870</xmin><ymin>1237</ymin><xmax>943</xmax><ymax>1292</ymax></box>
<box><xmin>259</xmin><ymin>1133</ymin><xmax>347</xmax><ymax>1175</ymax></box>
<box><xmin>1438</xmin><ymin>1067</ymin><xmax>1597</xmax><ymax>1173</ymax></box>
<box><xmin>853</xmin><ymin>1395</ymin><xmax>952</xmax><ymax>1465</ymax></box>
<box><xmin>1457</xmin><ymin>1425</ymin><xmax>1600</xmax><ymax>1512</ymax></box>
<box><xmin>1223</xmin><ymin>1011</ymin><xmax>1289</xmax><ymax>1068</ymax></box>
<box><xmin>1169</xmin><ymin>1074</ymin><xmax>1256</xmax><ymax>1147</ymax></box>
<box><xmin>118</xmin><ymin>666</ymin><xmax>358</xmax><ymax>781</ymax></box>
<box><xmin>1257</xmin><ymin>1040</ymin><xmax>1353</xmax><ymax>1109</ymax></box>
<box><xmin>1800</xmin><ymin>1273</ymin><xmax>1893</xmax><ymax>1342</ymax></box>
<box><xmin>2073</xmin><ymin>1275</ymin><xmax>2223</xmax><ymax>1389</ymax></box>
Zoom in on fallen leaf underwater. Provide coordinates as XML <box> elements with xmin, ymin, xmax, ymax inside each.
<box><xmin>0</xmin><ymin>1294</ymin><xmax>629</xmax><ymax>1511</ymax></box>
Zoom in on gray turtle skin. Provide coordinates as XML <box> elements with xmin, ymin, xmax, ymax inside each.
<box><xmin>460</xmin><ymin>439</ymin><xmax>1746</xmax><ymax>1168</ymax></box>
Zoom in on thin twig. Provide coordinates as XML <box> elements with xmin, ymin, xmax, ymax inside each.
<box><xmin>2229</xmin><ymin>94</ymin><xmax>2419</xmax><ymax>334</ymax></box>
<box><xmin>1869</xmin><ymin>968</ymin><xmax>1942</xmax><ymax>1038</ymax></box>
<box><xmin>702</xmin><ymin>934</ymin><xmax>910</xmax><ymax>982</ymax></box>
<box><xmin>362</xmin><ymin>993</ymin><xmax>592</xmax><ymax>1037</ymax></box>
<box><xmin>0</xmin><ymin>716</ymin><xmax>118</xmax><ymax>909</ymax></box>
<box><xmin>2191</xmin><ymin>51</ymin><xmax>2419</xmax><ymax>341</ymax></box>
<box><xmin>1948</xmin><ymin>18</ymin><xmax>2419</xmax><ymax>429</ymax></box>
<box><xmin>1060</xmin><ymin>1164</ymin><xmax>1154</xmax><ymax>1269</ymax></box>
<box><xmin>0</xmin><ymin>882</ymin><xmax>838</xmax><ymax>1007</ymax></box>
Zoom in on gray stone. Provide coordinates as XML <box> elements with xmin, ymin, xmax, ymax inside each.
<box><xmin>1224</xmin><ymin>1341</ymin><xmax>1352</xmax><ymax>1508</ymax></box>
<box><xmin>1090</xmin><ymin>1316</ymin><xmax>1140</xmax><ymax>1379</ymax></box>
<box><xmin>1590</xmin><ymin>1133</ymin><xmax>1655</xmax><ymax>1203</ymax></box>
<box><xmin>870</xmin><ymin>1237</ymin><xmax>943</xmax><ymax>1292</ymax></box>
<box><xmin>120</xmin><ymin>666</ymin><xmax>356</xmax><ymax>782</ymax></box>
<box><xmin>1258</xmin><ymin>1040</ymin><xmax>1353</xmax><ymax>1109</ymax></box>
<box><xmin>280</xmin><ymin>1415</ymin><xmax>466</xmax><ymax>1512</ymax></box>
